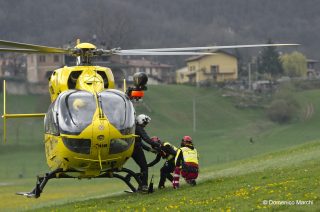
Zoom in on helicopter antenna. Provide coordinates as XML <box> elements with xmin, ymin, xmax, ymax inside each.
<box><xmin>123</xmin><ymin>79</ymin><xmax>127</xmax><ymax>93</ymax></box>
<box><xmin>75</xmin><ymin>39</ymin><xmax>81</xmax><ymax>65</ymax></box>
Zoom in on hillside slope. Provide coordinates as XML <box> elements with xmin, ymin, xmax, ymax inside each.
<box><xmin>1</xmin><ymin>85</ymin><xmax>320</xmax><ymax>211</ymax></box>
<box><xmin>1</xmin><ymin>85</ymin><xmax>320</xmax><ymax>177</ymax></box>
<box><xmin>137</xmin><ymin>85</ymin><xmax>320</xmax><ymax>166</ymax></box>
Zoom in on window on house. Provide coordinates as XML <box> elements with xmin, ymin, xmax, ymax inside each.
<box><xmin>307</xmin><ymin>63</ymin><xmax>314</xmax><ymax>69</ymax></box>
<box><xmin>29</xmin><ymin>56</ymin><xmax>34</xmax><ymax>64</ymax></box>
<box><xmin>211</xmin><ymin>65</ymin><xmax>219</xmax><ymax>80</ymax></box>
<box><xmin>39</xmin><ymin>55</ymin><xmax>46</xmax><ymax>63</ymax></box>
<box><xmin>54</xmin><ymin>55</ymin><xmax>60</xmax><ymax>63</ymax></box>
<box><xmin>152</xmin><ymin>68</ymin><xmax>157</xmax><ymax>75</ymax></box>
<box><xmin>211</xmin><ymin>65</ymin><xmax>219</xmax><ymax>73</ymax></box>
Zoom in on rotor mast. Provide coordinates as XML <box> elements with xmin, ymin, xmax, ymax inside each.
<box><xmin>74</xmin><ymin>39</ymin><xmax>97</xmax><ymax>65</ymax></box>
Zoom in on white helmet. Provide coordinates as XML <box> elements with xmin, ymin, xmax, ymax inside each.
<box><xmin>136</xmin><ymin>114</ymin><xmax>151</xmax><ymax>125</ymax></box>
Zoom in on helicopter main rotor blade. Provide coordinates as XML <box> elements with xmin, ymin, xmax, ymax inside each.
<box><xmin>0</xmin><ymin>48</ymin><xmax>39</xmax><ymax>53</ymax></box>
<box><xmin>114</xmin><ymin>51</ymin><xmax>214</xmax><ymax>56</ymax></box>
<box><xmin>122</xmin><ymin>43</ymin><xmax>300</xmax><ymax>52</ymax></box>
<box><xmin>0</xmin><ymin>39</ymin><xmax>69</xmax><ymax>53</ymax></box>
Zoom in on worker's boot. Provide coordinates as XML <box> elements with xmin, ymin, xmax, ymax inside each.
<box><xmin>187</xmin><ymin>179</ymin><xmax>196</xmax><ymax>186</ymax></box>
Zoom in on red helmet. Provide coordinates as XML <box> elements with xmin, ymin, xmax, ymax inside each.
<box><xmin>182</xmin><ymin>136</ymin><xmax>192</xmax><ymax>142</ymax></box>
<box><xmin>181</xmin><ymin>135</ymin><xmax>193</xmax><ymax>147</ymax></box>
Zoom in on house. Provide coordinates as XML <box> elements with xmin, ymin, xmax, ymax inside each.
<box><xmin>306</xmin><ymin>59</ymin><xmax>319</xmax><ymax>78</ymax></box>
<box><xmin>25</xmin><ymin>53</ymin><xmax>173</xmax><ymax>93</ymax></box>
<box><xmin>0</xmin><ymin>53</ymin><xmax>26</xmax><ymax>78</ymax></box>
<box><xmin>176</xmin><ymin>50</ymin><xmax>238</xmax><ymax>86</ymax></box>
<box><xmin>0</xmin><ymin>54</ymin><xmax>27</xmax><ymax>94</ymax></box>
<box><xmin>27</xmin><ymin>54</ymin><xmax>64</xmax><ymax>83</ymax></box>
<box><xmin>65</xmin><ymin>55</ymin><xmax>174</xmax><ymax>85</ymax></box>
<box><xmin>120</xmin><ymin>58</ymin><xmax>174</xmax><ymax>84</ymax></box>
<box><xmin>176</xmin><ymin>66</ymin><xmax>189</xmax><ymax>84</ymax></box>
<box><xmin>25</xmin><ymin>54</ymin><xmax>64</xmax><ymax>94</ymax></box>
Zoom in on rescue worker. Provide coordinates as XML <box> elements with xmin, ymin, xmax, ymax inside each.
<box><xmin>132</xmin><ymin>114</ymin><xmax>160</xmax><ymax>192</ymax></box>
<box><xmin>147</xmin><ymin>137</ymin><xmax>177</xmax><ymax>189</ymax></box>
<box><xmin>172</xmin><ymin>136</ymin><xmax>199</xmax><ymax>189</ymax></box>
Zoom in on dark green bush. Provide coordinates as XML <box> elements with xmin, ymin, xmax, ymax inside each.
<box><xmin>267</xmin><ymin>82</ymin><xmax>301</xmax><ymax>123</ymax></box>
<box><xmin>267</xmin><ymin>100</ymin><xmax>290</xmax><ymax>123</ymax></box>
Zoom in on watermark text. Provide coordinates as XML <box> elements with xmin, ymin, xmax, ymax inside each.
<box><xmin>262</xmin><ymin>200</ymin><xmax>314</xmax><ymax>206</ymax></box>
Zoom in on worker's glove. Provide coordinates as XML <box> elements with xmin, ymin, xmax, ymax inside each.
<box><xmin>151</xmin><ymin>142</ymin><xmax>161</xmax><ymax>149</ymax></box>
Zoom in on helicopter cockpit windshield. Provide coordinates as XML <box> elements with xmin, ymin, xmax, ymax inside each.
<box><xmin>57</xmin><ymin>90</ymin><xmax>96</xmax><ymax>135</ymax></box>
<box><xmin>46</xmin><ymin>89</ymin><xmax>135</xmax><ymax>136</ymax></box>
<box><xmin>98</xmin><ymin>90</ymin><xmax>135</xmax><ymax>135</ymax></box>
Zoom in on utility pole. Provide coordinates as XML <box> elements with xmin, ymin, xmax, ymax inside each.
<box><xmin>193</xmin><ymin>97</ymin><xmax>196</xmax><ymax>132</ymax></box>
<box><xmin>248</xmin><ymin>63</ymin><xmax>252</xmax><ymax>91</ymax></box>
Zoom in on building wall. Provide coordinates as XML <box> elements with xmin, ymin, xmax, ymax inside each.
<box><xmin>176</xmin><ymin>67</ymin><xmax>189</xmax><ymax>83</ymax></box>
<box><xmin>27</xmin><ymin>55</ymin><xmax>37</xmax><ymax>82</ymax></box>
<box><xmin>185</xmin><ymin>53</ymin><xmax>238</xmax><ymax>84</ymax></box>
<box><xmin>27</xmin><ymin>54</ymin><xmax>64</xmax><ymax>83</ymax></box>
<box><xmin>198</xmin><ymin>53</ymin><xmax>237</xmax><ymax>82</ymax></box>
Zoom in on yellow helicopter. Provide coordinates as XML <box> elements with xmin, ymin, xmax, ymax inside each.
<box><xmin>0</xmin><ymin>39</ymin><xmax>298</xmax><ymax>198</ymax></box>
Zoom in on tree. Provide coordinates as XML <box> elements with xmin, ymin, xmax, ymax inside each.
<box><xmin>89</xmin><ymin>1</ymin><xmax>136</xmax><ymax>49</ymax></box>
<box><xmin>233</xmin><ymin>48</ymin><xmax>247</xmax><ymax>77</ymax></box>
<box><xmin>257</xmin><ymin>39</ymin><xmax>283</xmax><ymax>79</ymax></box>
<box><xmin>280</xmin><ymin>51</ymin><xmax>307</xmax><ymax>78</ymax></box>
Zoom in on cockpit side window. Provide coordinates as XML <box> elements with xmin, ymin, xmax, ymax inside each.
<box><xmin>44</xmin><ymin>101</ymin><xmax>59</xmax><ymax>135</ymax></box>
<box><xmin>58</xmin><ymin>90</ymin><xmax>96</xmax><ymax>135</ymax></box>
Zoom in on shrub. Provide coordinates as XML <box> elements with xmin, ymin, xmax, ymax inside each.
<box><xmin>267</xmin><ymin>98</ymin><xmax>299</xmax><ymax>124</ymax></box>
<box><xmin>267</xmin><ymin>83</ymin><xmax>300</xmax><ymax>124</ymax></box>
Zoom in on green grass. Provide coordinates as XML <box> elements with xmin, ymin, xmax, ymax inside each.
<box><xmin>29</xmin><ymin>140</ymin><xmax>320</xmax><ymax>211</ymax></box>
<box><xmin>1</xmin><ymin>84</ymin><xmax>320</xmax><ymax>210</ymax></box>
<box><xmin>137</xmin><ymin>85</ymin><xmax>320</xmax><ymax>166</ymax></box>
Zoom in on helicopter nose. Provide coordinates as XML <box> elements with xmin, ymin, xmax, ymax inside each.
<box><xmin>97</xmin><ymin>134</ymin><xmax>105</xmax><ymax>141</ymax></box>
<box><xmin>93</xmin><ymin>121</ymin><xmax>109</xmax><ymax>143</ymax></box>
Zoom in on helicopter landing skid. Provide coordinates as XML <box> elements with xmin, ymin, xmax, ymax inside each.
<box><xmin>16</xmin><ymin>168</ymin><xmax>63</xmax><ymax>198</ymax></box>
<box><xmin>99</xmin><ymin>167</ymin><xmax>142</xmax><ymax>193</ymax></box>
<box><xmin>16</xmin><ymin>167</ymin><xmax>142</xmax><ymax>198</ymax></box>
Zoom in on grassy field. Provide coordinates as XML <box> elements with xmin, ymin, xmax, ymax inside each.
<box><xmin>31</xmin><ymin>140</ymin><xmax>320</xmax><ymax>211</ymax></box>
<box><xmin>0</xmin><ymin>84</ymin><xmax>320</xmax><ymax>211</ymax></box>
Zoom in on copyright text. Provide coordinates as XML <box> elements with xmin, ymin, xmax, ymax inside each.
<box><xmin>262</xmin><ymin>200</ymin><xmax>314</xmax><ymax>206</ymax></box>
